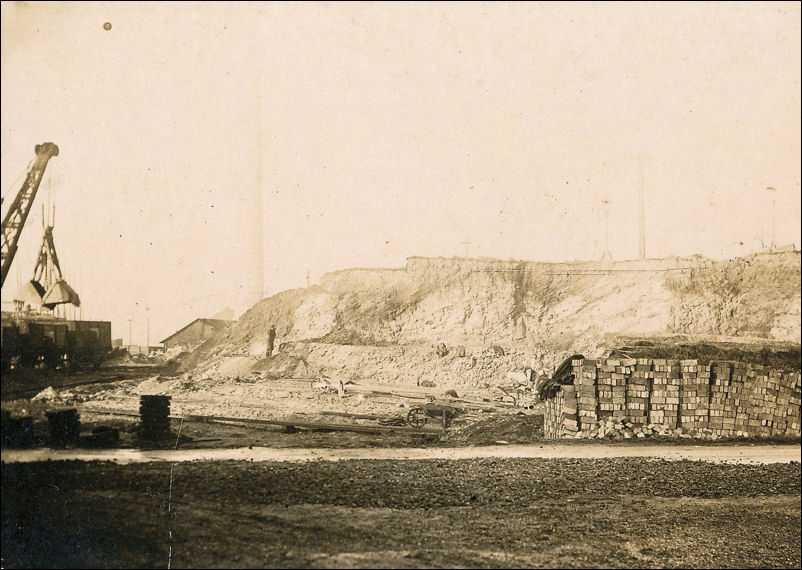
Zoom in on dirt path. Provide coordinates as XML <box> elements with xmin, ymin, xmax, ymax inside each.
<box><xmin>3</xmin><ymin>443</ymin><xmax>799</xmax><ymax>465</ymax></box>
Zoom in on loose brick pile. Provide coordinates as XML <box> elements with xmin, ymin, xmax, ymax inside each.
<box><xmin>543</xmin><ymin>358</ymin><xmax>801</xmax><ymax>439</ymax></box>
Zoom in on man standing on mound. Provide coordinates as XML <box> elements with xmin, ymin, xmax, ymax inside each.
<box><xmin>266</xmin><ymin>324</ymin><xmax>277</xmax><ymax>357</ymax></box>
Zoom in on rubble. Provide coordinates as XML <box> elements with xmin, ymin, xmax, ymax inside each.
<box><xmin>31</xmin><ymin>386</ymin><xmax>59</xmax><ymax>401</ymax></box>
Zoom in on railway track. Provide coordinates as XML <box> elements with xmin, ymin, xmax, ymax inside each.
<box><xmin>0</xmin><ymin>365</ymin><xmax>160</xmax><ymax>400</ymax></box>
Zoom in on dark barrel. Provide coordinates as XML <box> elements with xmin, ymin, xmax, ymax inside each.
<box><xmin>46</xmin><ymin>408</ymin><xmax>80</xmax><ymax>446</ymax></box>
<box><xmin>139</xmin><ymin>395</ymin><xmax>171</xmax><ymax>439</ymax></box>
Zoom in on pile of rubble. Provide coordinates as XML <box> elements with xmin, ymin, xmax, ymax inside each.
<box><xmin>567</xmin><ymin>418</ymin><xmax>758</xmax><ymax>440</ymax></box>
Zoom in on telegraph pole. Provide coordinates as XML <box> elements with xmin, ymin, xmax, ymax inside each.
<box><xmin>461</xmin><ymin>241</ymin><xmax>473</xmax><ymax>258</ymax></box>
<box><xmin>766</xmin><ymin>186</ymin><xmax>776</xmax><ymax>250</ymax></box>
<box><xmin>637</xmin><ymin>156</ymin><xmax>646</xmax><ymax>260</ymax></box>
<box><xmin>601</xmin><ymin>199</ymin><xmax>612</xmax><ymax>260</ymax></box>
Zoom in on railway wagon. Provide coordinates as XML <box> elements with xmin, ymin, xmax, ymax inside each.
<box><xmin>0</xmin><ymin>312</ymin><xmax>112</xmax><ymax>371</ymax></box>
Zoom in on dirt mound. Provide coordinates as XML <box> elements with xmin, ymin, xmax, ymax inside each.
<box><xmin>609</xmin><ymin>340</ymin><xmax>802</xmax><ymax>372</ymax></box>
<box><xmin>253</xmin><ymin>353</ymin><xmax>314</xmax><ymax>379</ymax></box>
<box><xmin>450</xmin><ymin>412</ymin><xmax>544</xmax><ymax>445</ymax></box>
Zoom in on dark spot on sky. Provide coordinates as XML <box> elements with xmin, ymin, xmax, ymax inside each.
<box><xmin>103</xmin><ymin>22</ymin><xmax>112</xmax><ymax>31</ymax></box>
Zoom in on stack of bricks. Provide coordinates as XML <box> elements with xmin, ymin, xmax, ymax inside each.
<box><xmin>596</xmin><ymin>360</ymin><xmax>615</xmax><ymax>420</ymax></box>
<box><xmin>561</xmin><ymin>384</ymin><xmax>579</xmax><ymax>437</ymax></box>
<box><xmin>745</xmin><ymin>366</ymin><xmax>772</xmax><ymax>436</ymax></box>
<box><xmin>696</xmin><ymin>363</ymin><xmax>712</xmax><ymax>428</ymax></box>
<box><xmin>758</xmin><ymin>369</ymin><xmax>781</xmax><ymax>435</ymax></box>
<box><xmin>680</xmin><ymin>359</ymin><xmax>708</xmax><ymax>431</ymax></box>
<box><xmin>722</xmin><ymin>362</ymin><xmax>745</xmax><ymax>433</ymax></box>
<box><xmin>611</xmin><ymin>360</ymin><xmax>628</xmax><ymax>420</ymax></box>
<box><xmin>626</xmin><ymin>359</ymin><xmax>650</xmax><ymax>425</ymax></box>
<box><xmin>543</xmin><ymin>357</ymin><xmax>801</xmax><ymax>439</ymax></box>
<box><xmin>730</xmin><ymin>364</ymin><xmax>749</xmax><ymax>433</ymax></box>
<box><xmin>667</xmin><ymin>361</ymin><xmax>683</xmax><ymax>427</ymax></box>
<box><xmin>650</xmin><ymin>359</ymin><xmax>679</xmax><ymax>428</ymax></box>
<box><xmin>574</xmin><ymin>359</ymin><xmax>598</xmax><ymax>434</ymax></box>
<box><xmin>543</xmin><ymin>388</ymin><xmax>565</xmax><ymax>439</ymax></box>
<box><xmin>709</xmin><ymin>362</ymin><xmax>732</xmax><ymax>433</ymax></box>
<box><xmin>780</xmin><ymin>371</ymin><xmax>801</xmax><ymax>433</ymax></box>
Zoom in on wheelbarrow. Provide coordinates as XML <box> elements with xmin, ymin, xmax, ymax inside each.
<box><xmin>406</xmin><ymin>400</ymin><xmax>459</xmax><ymax>429</ymax></box>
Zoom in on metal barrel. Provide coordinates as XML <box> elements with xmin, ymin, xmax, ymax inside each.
<box><xmin>46</xmin><ymin>408</ymin><xmax>80</xmax><ymax>446</ymax></box>
<box><xmin>139</xmin><ymin>395</ymin><xmax>171</xmax><ymax>439</ymax></box>
<box><xmin>1</xmin><ymin>411</ymin><xmax>36</xmax><ymax>448</ymax></box>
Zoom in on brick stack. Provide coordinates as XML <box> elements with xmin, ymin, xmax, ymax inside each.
<box><xmin>759</xmin><ymin>369</ymin><xmax>782</xmax><ymax>435</ymax></box>
<box><xmin>542</xmin><ymin>357</ymin><xmax>801</xmax><ymax>439</ymax></box>
<box><xmin>626</xmin><ymin>359</ymin><xmax>650</xmax><ymax>425</ymax></box>
<box><xmin>696</xmin><ymin>363</ymin><xmax>712</xmax><ymax>428</ymax></box>
<box><xmin>679</xmin><ymin>359</ymin><xmax>707</xmax><ymax>430</ymax></box>
<box><xmin>561</xmin><ymin>384</ymin><xmax>579</xmax><ymax>436</ymax></box>
<box><xmin>597</xmin><ymin>360</ymin><xmax>615</xmax><ymax>420</ymax></box>
<box><xmin>611</xmin><ymin>361</ymin><xmax>628</xmax><ymax>420</ymax></box>
<box><xmin>781</xmin><ymin>372</ymin><xmax>801</xmax><ymax>433</ymax></box>
<box><xmin>745</xmin><ymin>366</ymin><xmax>772</xmax><ymax>436</ymax></box>
<box><xmin>731</xmin><ymin>365</ymin><xmax>750</xmax><ymax>433</ymax></box>
<box><xmin>709</xmin><ymin>362</ymin><xmax>731</xmax><ymax>433</ymax></box>
<box><xmin>543</xmin><ymin>389</ymin><xmax>565</xmax><ymax>439</ymax></box>
<box><xmin>573</xmin><ymin>359</ymin><xmax>598</xmax><ymax>434</ymax></box>
<box><xmin>650</xmin><ymin>359</ymin><xmax>679</xmax><ymax>428</ymax></box>
<box><xmin>666</xmin><ymin>360</ymin><xmax>682</xmax><ymax>427</ymax></box>
<box><xmin>722</xmin><ymin>363</ymin><xmax>745</xmax><ymax>433</ymax></box>
<box><xmin>543</xmin><ymin>390</ymin><xmax>564</xmax><ymax>439</ymax></box>
<box><xmin>762</xmin><ymin>369</ymin><xmax>784</xmax><ymax>434</ymax></box>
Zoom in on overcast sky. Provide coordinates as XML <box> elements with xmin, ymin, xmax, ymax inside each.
<box><xmin>2</xmin><ymin>1</ymin><xmax>800</xmax><ymax>345</ymax></box>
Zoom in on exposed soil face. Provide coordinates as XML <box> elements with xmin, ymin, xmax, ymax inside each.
<box><xmin>198</xmin><ymin>252</ymin><xmax>801</xmax><ymax>360</ymax></box>
<box><xmin>2</xmin><ymin>458</ymin><xmax>799</xmax><ymax>568</ymax></box>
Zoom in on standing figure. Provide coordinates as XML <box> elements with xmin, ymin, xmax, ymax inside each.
<box><xmin>266</xmin><ymin>324</ymin><xmax>276</xmax><ymax>357</ymax></box>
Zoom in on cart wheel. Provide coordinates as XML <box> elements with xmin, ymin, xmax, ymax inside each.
<box><xmin>75</xmin><ymin>353</ymin><xmax>94</xmax><ymax>369</ymax></box>
<box><xmin>407</xmin><ymin>406</ymin><xmax>428</xmax><ymax>428</ymax></box>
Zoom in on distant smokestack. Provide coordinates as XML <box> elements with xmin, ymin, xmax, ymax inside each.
<box><xmin>252</xmin><ymin>80</ymin><xmax>265</xmax><ymax>307</ymax></box>
<box><xmin>252</xmin><ymin>173</ymin><xmax>264</xmax><ymax>306</ymax></box>
<box><xmin>601</xmin><ymin>199</ymin><xmax>611</xmax><ymax>260</ymax></box>
<box><xmin>638</xmin><ymin>156</ymin><xmax>646</xmax><ymax>260</ymax></box>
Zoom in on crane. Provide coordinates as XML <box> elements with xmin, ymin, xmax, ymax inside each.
<box><xmin>16</xmin><ymin>214</ymin><xmax>81</xmax><ymax>309</ymax></box>
<box><xmin>1</xmin><ymin>142</ymin><xmax>60</xmax><ymax>289</ymax></box>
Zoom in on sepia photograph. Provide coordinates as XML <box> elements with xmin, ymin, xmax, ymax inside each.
<box><xmin>1</xmin><ymin>1</ymin><xmax>800</xmax><ymax>568</ymax></box>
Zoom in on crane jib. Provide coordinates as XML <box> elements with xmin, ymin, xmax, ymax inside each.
<box><xmin>0</xmin><ymin>143</ymin><xmax>59</xmax><ymax>289</ymax></box>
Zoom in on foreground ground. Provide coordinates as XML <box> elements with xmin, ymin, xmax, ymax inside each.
<box><xmin>2</xmin><ymin>457</ymin><xmax>800</xmax><ymax>568</ymax></box>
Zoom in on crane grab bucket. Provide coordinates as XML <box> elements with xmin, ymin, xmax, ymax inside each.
<box><xmin>42</xmin><ymin>279</ymin><xmax>81</xmax><ymax>309</ymax></box>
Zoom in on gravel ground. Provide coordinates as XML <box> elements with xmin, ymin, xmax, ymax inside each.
<box><xmin>2</xmin><ymin>458</ymin><xmax>799</xmax><ymax>568</ymax></box>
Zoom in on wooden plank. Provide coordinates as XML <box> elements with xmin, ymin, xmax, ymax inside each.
<box><xmin>79</xmin><ymin>407</ymin><xmax>441</xmax><ymax>436</ymax></box>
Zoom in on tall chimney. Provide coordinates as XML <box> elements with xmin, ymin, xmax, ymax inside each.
<box><xmin>252</xmin><ymin>79</ymin><xmax>265</xmax><ymax>307</ymax></box>
<box><xmin>638</xmin><ymin>156</ymin><xmax>646</xmax><ymax>260</ymax></box>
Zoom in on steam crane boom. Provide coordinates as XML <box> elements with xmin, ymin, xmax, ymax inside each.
<box><xmin>0</xmin><ymin>142</ymin><xmax>59</xmax><ymax>288</ymax></box>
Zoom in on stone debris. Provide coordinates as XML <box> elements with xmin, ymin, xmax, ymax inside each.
<box><xmin>31</xmin><ymin>386</ymin><xmax>59</xmax><ymax>401</ymax></box>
